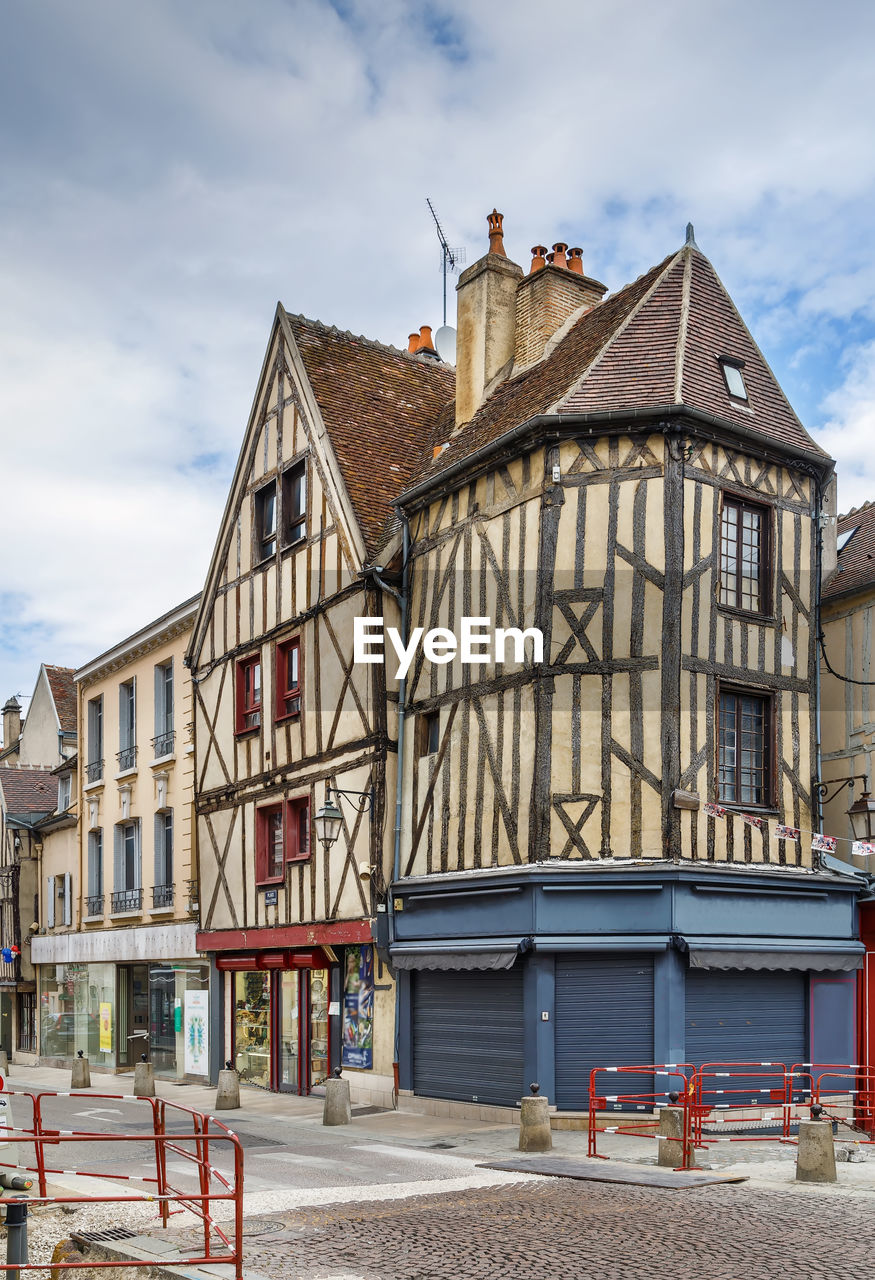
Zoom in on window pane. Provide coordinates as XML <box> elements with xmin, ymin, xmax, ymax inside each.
<box><xmin>269</xmin><ymin>811</ymin><xmax>283</xmax><ymax>877</ymax></box>
<box><xmin>720</xmin><ymin>505</ymin><xmax>738</xmax><ymax>607</ymax></box>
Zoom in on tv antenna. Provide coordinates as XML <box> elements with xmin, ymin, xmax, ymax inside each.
<box><xmin>426</xmin><ymin>198</ymin><xmax>466</xmax><ymax>327</ymax></box>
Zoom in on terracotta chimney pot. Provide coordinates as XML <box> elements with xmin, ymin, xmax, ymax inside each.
<box><xmin>529</xmin><ymin>246</ymin><xmax>548</xmax><ymax>274</ymax></box>
<box><xmin>487</xmin><ymin>209</ymin><xmax>507</xmax><ymax>258</ymax></box>
<box><xmin>408</xmin><ymin>332</ymin><xmax>421</xmax><ymax>353</ymax></box>
<box><xmin>548</xmin><ymin>243</ymin><xmax>569</xmax><ymax>269</ymax></box>
<box><xmin>419</xmin><ymin>325</ymin><xmax>435</xmax><ymax>351</ymax></box>
<box><xmin>567</xmin><ymin>247</ymin><xmax>584</xmax><ymax>275</ymax></box>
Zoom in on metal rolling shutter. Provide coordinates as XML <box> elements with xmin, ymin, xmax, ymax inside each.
<box><xmin>555</xmin><ymin>956</ymin><xmax>655</xmax><ymax>1111</ymax></box>
<box><xmin>685</xmin><ymin>970</ymin><xmax>806</xmax><ymax>1098</ymax></box>
<box><xmin>413</xmin><ymin>968</ymin><xmax>524</xmax><ymax>1106</ymax></box>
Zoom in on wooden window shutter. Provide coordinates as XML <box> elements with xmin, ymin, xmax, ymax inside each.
<box><xmin>62</xmin><ymin>873</ymin><xmax>72</xmax><ymax>927</ymax></box>
<box><xmin>46</xmin><ymin>876</ymin><xmax>55</xmax><ymax>929</ymax></box>
<box><xmin>114</xmin><ymin>825</ymin><xmax>124</xmax><ymax>891</ymax></box>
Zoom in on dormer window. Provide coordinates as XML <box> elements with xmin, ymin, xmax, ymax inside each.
<box><xmin>719</xmin><ymin>357</ymin><xmax>748</xmax><ymax>403</ymax></box>
<box><xmin>837</xmin><ymin>526</ymin><xmax>858</xmax><ymax>553</ymax></box>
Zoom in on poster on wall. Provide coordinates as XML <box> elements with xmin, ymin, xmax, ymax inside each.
<box><xmin>342</xmin><ymin>944</ymin><xmax>374</xmax><ymax>1070</ymax></box>
<box><xmin>184</xmin><ymin>990</ymin><xmax>209</xmax><ymax>1075</ymax></box>
<box><xmin>98</xmin><ymin>1002</ymin><xmax>112</xmax><ymax>1053</ymax></box>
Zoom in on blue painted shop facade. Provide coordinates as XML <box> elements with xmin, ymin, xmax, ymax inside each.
<box><xmin>389</xmin><ymin>863</ymin><xmax>864</xmax><ymax>1109</ymax></box>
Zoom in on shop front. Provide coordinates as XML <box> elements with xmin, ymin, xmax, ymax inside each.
<box><xmin>200</xmin><ymin>923</ymin><xmax>380</xmax><ymax>1097</ymax></box>
<box><xmin>32</xmin><ymin>923</ymin><xmax>213</xmax><ymax>1080</ymax></box>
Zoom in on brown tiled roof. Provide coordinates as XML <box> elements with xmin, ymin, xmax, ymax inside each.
<box><xmin>44</xmin><ymin>666</ymin><xmax>76</xmax><ymax>733</ymax></box>
<box><xmin>0</xmin><ymin>767</ymin><xmax>57</xmax><ymax>819</ymax></box>
<box><xmin>823</xmin><ymin>501</ymin><xmax>875</xmax><ymax>600</ymax></box>
<box><xmin>284</xmin><ymin>314</ymin><xmax>455</xmax><ymax>556</ymax></box>
<box><xmin>421</xmin><ymin>245</ymin><xmax>827</xmax><ymax>490</ymax></box>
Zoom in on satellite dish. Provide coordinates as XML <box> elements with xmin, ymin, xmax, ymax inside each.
<box><xmin>435</xmin><ymin>325</ymin><xmax>456</xmax><ymax>364</ymax></box>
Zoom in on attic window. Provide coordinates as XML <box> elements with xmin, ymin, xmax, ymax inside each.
<box><xmin>719</xmin><ymin>358</ymin><xmax>748</xmax><ymax>403</ymax></box>
<box><xmin>837</xmin><ymin>527</ymin><xmax>858</xmax><ymax>553</ymax></box>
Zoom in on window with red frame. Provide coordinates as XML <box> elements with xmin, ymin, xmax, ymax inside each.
<box><xmin>236</xmin><ymin>655</ymin><xmax>261</xmax><ymax>733</ymax></box>
<box><xmin>276</xmin><ymin>638</ymin><xmax>301</xmax><ymax>720</ymax></box>
<box><xmin>287</xmin><ymin>796</ymin><xmax>310</xmax><ymax>862</ymax></box>
<box><xmin>256</xmin><ymin>804</ymin><xmax>284</xmax><ymax>884</ymax></box>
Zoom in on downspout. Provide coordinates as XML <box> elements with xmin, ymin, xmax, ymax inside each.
<box><xmin>813</xmin><ymin>474</ymin><xmax>824</xmax><ymax>830</ymax></box>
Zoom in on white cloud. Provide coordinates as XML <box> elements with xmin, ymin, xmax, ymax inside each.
<box><xmin>816</xmin><ymin>341</ymin><xmax>875</xmax><ymax>515</ymax></box>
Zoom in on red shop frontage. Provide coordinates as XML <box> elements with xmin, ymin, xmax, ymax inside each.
<box><xmin>201</xmin><ymin>921</ymin><xmax>372</xmax><ymax>1095</ymax></box>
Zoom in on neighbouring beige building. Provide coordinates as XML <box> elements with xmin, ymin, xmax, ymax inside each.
<box><xmin>31</xmin><ymin>596</ymin><xmax>213</xmax><ymax>1080</ymax></box>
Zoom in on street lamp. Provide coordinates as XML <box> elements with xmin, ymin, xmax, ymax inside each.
<box><xmin>848</xmin><ymin>792</ymin><xmax>875</xmax><ymax>843</ymax></box>
<box><xmin>313</xmin><ymin>785</ymin><xmax>374</xmax><ymax>853</ymax></box>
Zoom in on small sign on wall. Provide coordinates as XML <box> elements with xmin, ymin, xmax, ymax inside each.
<box><xmin>263</xmin><ymin>889</ymin><xmax>278</xmax><ymax>906</ymax></box>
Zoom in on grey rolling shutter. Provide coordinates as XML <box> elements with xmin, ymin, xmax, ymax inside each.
<box><xmin>685</xmin><ymin>970</ymin><xmax>806</xmax><ymax>1098</ymax></box>
<box><xmin>555</xmin><ymin>955</ymin><xmax>655</xmax><ymax>1111</ymax></box>
<box><xmin>62</xmin><ymin>873</ymin><xmax>71</xmax><ymax>926</ymax></box>
<box><xmin>412</xmin><ymin>968</ymin><xmax>524</xmax><ymax>1107</ymax></box>
<box><xmin>46</xmin><ymin>876</ymin><xmax>55</xmax><ymax>929</ymax></box>
<box><xmin>114</xmin><ymin>825</ymin><xmax>124</xmax><ymax>892</ymax></box>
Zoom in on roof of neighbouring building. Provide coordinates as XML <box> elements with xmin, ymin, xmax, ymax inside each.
<box><xmin>43</xmin><ymin>666</ymin><xmax>77</xmax><ymax>733</ymax></box>
<box><xmin>285</xmin><ymin>314</ymin><xmax>456</xmax><ymax>557</ymax></box>
<box><xmin>0</xmin><ymin>766</ymin><xmax>57</xmax><ymax>820</ymax></box>
<box><xmin>823</xmin><ymin>501</ymin><xmax>875</xmax><ymax>600</ymax></box>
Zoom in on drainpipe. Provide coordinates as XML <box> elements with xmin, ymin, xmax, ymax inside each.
<box><xmin>813</xmin><ymin>474</ymin><xmax>824</xmax><ymax>829</ymax></box>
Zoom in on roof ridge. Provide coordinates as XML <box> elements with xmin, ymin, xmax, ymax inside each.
<box><xmin>284</xmin><ymin>312</ymin><xmax>454</xmax><ymax>375</ymax></box>
<box><xmin>839</xmin><ymin>500</ymin><xmax>873</xmax><ymax>520</ymax></box>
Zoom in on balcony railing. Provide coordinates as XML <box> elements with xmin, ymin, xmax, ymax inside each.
<box><xmin>152</xmin><ymin>883</ymin><xmax>174</xmax><ymax>908</ymax></box>
<box><xmin>110</xmin><ymin>888</ymin><xmax>143</xmax><ymax>913</ymax></box>
<box><xmin>116</xmin><ymin>746</ymin><xmax>137</xmax><ymax>771</ymax></box>
<box><xmin>86</xmin><ymin>759</ymin><xmax>104</xmax><ymax>784</ymax></box>
<box><xmin>85</xmin><ymin>894</ymin><xmax>104</xmax><ymax>917</ymax></box>
<box><xmin>151</xmin><ymin>729</ymin><xmax>175</xmax><ymax>759</ymax></box>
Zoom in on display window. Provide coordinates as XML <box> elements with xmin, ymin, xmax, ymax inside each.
<box><xmin>231</xmin><ymin>960</ymin><xmax>332</xmax><ymax>1093</ymax></box>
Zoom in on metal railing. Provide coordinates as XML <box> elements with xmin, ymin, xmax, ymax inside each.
<box><xmin>116</xmin><ymin>746</ymin><xmax>137</xmax><ymax>771</ymax></box>
<box><xmin>86</xmin><ymin>759</ymin><xmax>104</xmax><ymax>784</ymax></box>
<box><xmin>152</xmin><ymin>884</ymin><xmax>174</xmax><ymax>908</ymax></box>
<box><xmin>110</xmin><ymin>888</ymin><xmax>143</xmax><ymax>912</ymax></box>
<box><xmin>85</xmin><ymin>894</ymin><xmax>104</xmax><ymax>917</ymax></box>
<box><xmin>151</xmin><ymin>730</ymin><xmax>175</xmax><ymax>758</ymax></box>
<box><xmin>0</xmin><ymin>1086</ymin><xmax>243</xmax><ymax>1279</ymax></box>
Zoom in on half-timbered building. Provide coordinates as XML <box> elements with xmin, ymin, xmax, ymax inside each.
<box><xmin>387</xmin><ymin>216</ymin><xmax>864</xmax><ymax>1112</ymax></box>
<box><xmin>189</xmin><ymin>314</ymin><xmax>452</xmax><ymax>1101</ymax></box>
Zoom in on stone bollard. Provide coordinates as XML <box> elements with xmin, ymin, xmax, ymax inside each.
<box><xmin>796</xmin><ymin>1107</ymin><xmax>837</xmax><ymax>1184</ymax></box>
<box><xmin>0</xmin><ymin>1049</ymin><xmax>9</xmax><ymax>1076</ymax></box>
<box><xmin>133</xmin><ymin>1054</ymin><xmax>156</xmax><ymax>1099</ymax></box>
<box><xmin>657</xmin><ymin>1098</ymin><xmax>690</xmax><ymax>1168</ymax></box>
<box><xmin>215</xmin><ymin>1060</ymin><xmax>241</xmax><ymax>1110</ymax></box>
<box><xmin>71</xmin><ymin>1050</ymin><xmax>91</xmax><ymax>1090</ymax></box>
<box><xmin>519</xmin><ymin>1083</ymin><xmax>552</xmax><ymax>1153</ymax></box>
<box><xmin>323</xmin><ymin>1067</ymin><xmax>351</xmax><ymax>1126</ymax></box>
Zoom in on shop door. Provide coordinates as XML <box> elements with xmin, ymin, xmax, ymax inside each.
<box><xmin>117</xmin><ymin>964</ymin><xmax>150</xmax><ymax>1067</ymax></box>
<box><xmin>554</xmin><ymin>955</ymin><xmax>655</xmax><ymax>1111</ymax></box>
<box><xmin>412</xmin><ymin>968</ymin><xmax>525</xmax><ymax>1106</ymax></box>
<box><xmin>273</xmin><ymin>967</ymin><xmax>330</xmax><ymax>1094</ymax></box>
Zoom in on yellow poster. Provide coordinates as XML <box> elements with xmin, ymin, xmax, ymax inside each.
<box><xmin>99</xmin><ymin>1002</ymin><xmax>112</xmax><ymax>1052</ymax></box>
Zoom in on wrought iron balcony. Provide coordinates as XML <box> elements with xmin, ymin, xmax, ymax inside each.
<box><xmin>86</xmin><ymin>759</ymin><xmax>104</xmax><ymax>784</ymax></box>
<box><xmin>151</xmin><ymin>730</ymin><xmax>175</xmax><ymax>759</ymax></box>
<box><xmin>110</xmin><ymin>888</ymin><xmax>143</xmax><ymax>913</ymax></box>
<box><xmin>85</xmin><ymin>894</ymin><xmax>104</xmax><ymax>918</ymax></box>
<box><xmin>116</xmin><ymin>746</ymin><xmax>137</xmax><ymax>771</ymax></box>
<box><xmin>152</xmin><ymin>883</ymin><xmax>174</xmax><ymax>908</ymax></box>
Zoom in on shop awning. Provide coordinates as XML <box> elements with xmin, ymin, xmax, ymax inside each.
<box><xmin>530</xmin><ymin>935</ymin><xmax>671</xmax><ymax>953</ymax></box>
<box><xmin>677</xmin><ymin>937</ymin><xmax>865</xmax><ymax>972</ymax></box>
<box><xmin>389</xmin><ymin>940</ymin><xmax>524</xmax><ymax>971</ymax></box>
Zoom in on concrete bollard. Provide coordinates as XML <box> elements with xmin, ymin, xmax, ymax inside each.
<box><xmin>215</xmin><ymin>1061</ymin><xmax>241</xmax><ymax>1110</ymax></box>
<box><xmin>519</xmin><ymin>1083</ymin><xmax>552</xmax><ymax>1152</ymax></box>
<box><xmin>0</xmin><ymin>1050</ymin><xmax>9</xmax><ymax>1076</ymax></box>
<box><xmin>71</xmin><ymin>1050</ymin><xmax>91</xmax><ymax>1090</ymax></box>
<box><xmin>323</xmin><ymin>1067</ymin><xmax>352</xmax><ymax>1126</ymax></box>
<box><xmin>133</xmin><ymin>1054</ymin><xmax>156</xmax><ymax>1099</ymax></box>
<box><xmin>657</xmin><ymin>1103</ymin><xmax>690</xmax><ymax>1168</ymax></box>
<box><xmin>796</xmin><ymin>1110</ymin><xmax>837</xmax><ymax>1184</ymax></box>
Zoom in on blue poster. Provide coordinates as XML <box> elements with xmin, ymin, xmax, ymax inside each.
<box><xmin>341</xmin><ymin>944</ymin><xmax>374</xmax><ymax>1069</ymax></box>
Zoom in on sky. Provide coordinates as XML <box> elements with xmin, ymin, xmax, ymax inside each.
<box><xmin>2</xmin><ymin>0</ymin><xmax>875</xmax><ymax>712</ymax></box>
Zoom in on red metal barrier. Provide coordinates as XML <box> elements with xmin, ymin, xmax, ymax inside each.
<box><xmin>0</xmin><ymin>1082</ymin><xmax>243</xmax><ymax>1278</ymax></box>
<box><xmin>811</xmin><ymin>1069</ymin><xmax>875</xmax><ymax>1140</ymax></box>
<box><xmin>586</xmin><ymin>1065</ymin><xmax>694</xmax><ymax>1160</ymax></box>
<box><xmin>690</xmin><ymin>1062</ymin><xmax>791</xmax><ymax>1152</ymax></box>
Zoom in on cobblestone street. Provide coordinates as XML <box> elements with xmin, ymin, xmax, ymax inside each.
<box><xmin>172</xmin><ymin>1176</ymin><xmax>875</xmax><ymax>1280</ymax></box>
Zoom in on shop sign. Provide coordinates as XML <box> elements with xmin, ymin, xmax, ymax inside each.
<box><xmin>342</xmin><ymin>944</ymin><xmax>374</xmax><ymax>1070</ymax></box>
<box><xmin>184</xmin><ymin>989</ymin><xmax>209</xmax><ymax>1075</ymax></box>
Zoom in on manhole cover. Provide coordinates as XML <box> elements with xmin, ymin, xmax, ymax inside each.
<box><xmin>73</xmin><ymin>1229</ymin><xmax>138</xmax><ymax>1244</ymax></box>
<box><xmin>241</xmin><ymin>1217</ymin><xmax>284</xmax><ymax>1238</ymax></box>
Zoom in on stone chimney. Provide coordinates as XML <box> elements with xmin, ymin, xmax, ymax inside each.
<box><xmin>2</xmin><ymin>697</ymin><xmax>21</xmax><ymax>751</ymax></box>
<box><xmin>454</xmin><ymin>210</ymin><xmax>523</xmax><ymax>427</ymax></box>
<box><xmin>514</xmin><ymin>243</ymin><xmax>608</xmax><ymax>370</ymax></box>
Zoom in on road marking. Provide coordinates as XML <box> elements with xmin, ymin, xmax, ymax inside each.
<box><xmin>72</xmin><ymin>1108</ymin><xmax>125</xmax><ymax>1119</ymax></box>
